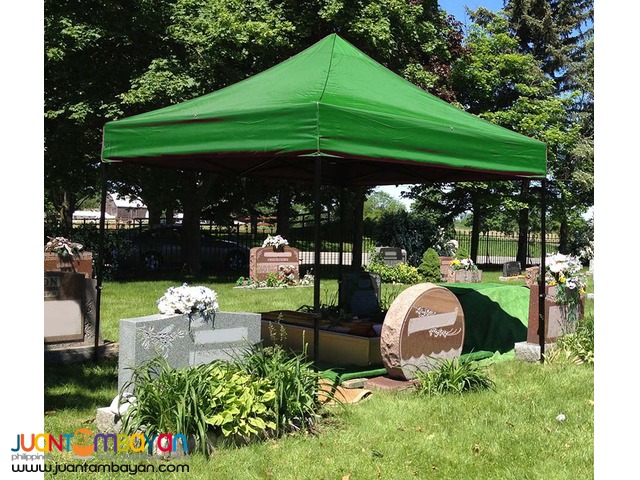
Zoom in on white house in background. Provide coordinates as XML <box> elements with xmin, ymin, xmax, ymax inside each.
<box><xmin>72</xmin><ymin>193</ymin><xmax>148</xmax><ymax>223</ymax></box>
<box><xmin>107</xmin><ymin>193</ymin><xmax>148</xmax><ymax>221</ymax></box>
<box><xmin>72</xmin><ymin>210</ymin><xmax>116</xmax><ymax>221</ymax></box>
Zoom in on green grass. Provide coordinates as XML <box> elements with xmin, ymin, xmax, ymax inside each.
<box><xmin>99</xmin><ymin>266</ymin><xmax>593</xmax><ymax>343</ymax></box>
<box><xmin>44</xmin><ymin>270</ymin><xmax>594</xmax><ymax>479</ymax></box>
<box><xmin>43</xmin><ymin>359</ymin><xmax>593</xmax><ymax>479</ymax></box>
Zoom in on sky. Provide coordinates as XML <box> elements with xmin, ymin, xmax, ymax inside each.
<box><xmin>438</xmin><ymin>0</ymin><xmax>505</xmax><ymax>25</ymax></box>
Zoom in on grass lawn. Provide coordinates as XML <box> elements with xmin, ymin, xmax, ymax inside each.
<box><xmin>98</xmin><ymin>266</ymin><xmax>540</xmax><ymax>343</ymax></box>
<box><xmin>42</xmin><ymin>269</ymin><xmax>595</xmax><ymax>479</ymax></box>
<box><xmin>43</xmin><ymin>358</ymin><xmax>593</xmax><ymax>479</ymax></box>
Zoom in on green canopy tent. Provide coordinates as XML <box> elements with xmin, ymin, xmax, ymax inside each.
<box><xmin>99</xmin><ymin>33</ymin><xmax>549</xmax><ymax>362</ymax></box>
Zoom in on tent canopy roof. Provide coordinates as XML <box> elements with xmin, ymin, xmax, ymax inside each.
<box><xmin>101</xmin><ymin>34</ymin><xmax>546</xmax><ymax>186</ymax></box>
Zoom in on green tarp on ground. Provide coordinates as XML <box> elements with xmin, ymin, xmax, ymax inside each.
<box><xmin>101</xmin><ymin>34</ymin><xmax>546</xmax><ymax>186</ymax></box>
<box><xmin>445</xmin><ymin>283</ymin><xmax>530</xmax><ymax>355</ymax></box>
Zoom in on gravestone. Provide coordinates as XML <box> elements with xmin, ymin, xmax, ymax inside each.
<box><xmin>515</xmin><ymin>266</ymin><xmax>585</xmax><ymax>362</ymax></box>
<box><xmin>44</xmin><ymin>252</ymin><xmax>94</xmax><ymax>278</ymax></box>
<box><xmin>375</xmin><ymin>247</ymin><xmax>407</xmax><ymax>266</ymax></box>
<box><xmin>339</xmin><ymin>272</ymin><xmax>382</xmax><ymax>317</ymax></box>
<box><xmin>249</xmin><ymin>246</ymin><xmax>300</xmax><ymax>282</ymax></box>
<box><xmin>118</xmin><ymin>311</ymin><xmax>261</xmax><ymax>393</ymax></box>
<box><xmin>526</xmin><ymin>284</ymin><xmax>585</xmax><ymax>344</ymax></box>
<box><xmin>380</xmin><ymin>283</ymin><xmax>465</xmax><ymax>380</ymax></box>
<box><xmin>502</xmin><ymin>261</ymin><xmax>521</xmax><ymax>278</ymax></box>
<box><xmin>44</xmin><ymin>271</ymin><xmax>99</xmax><ymax>347</ymax></box>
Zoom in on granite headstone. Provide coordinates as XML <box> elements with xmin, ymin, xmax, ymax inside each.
<box><xmin>45</xmin><ymin>271</ymin><xmax>98</xmax><ymax>346</ymax></box>
<box><xmin>339</xmin><ymin>272</ymin><xmax>382</xmax><ymax>317</ymax></box>
<box><xmin>502</xmin><ymin>261</ymin><xmax>522</xmax><ymax>278</ymax></box>
<box><xmin>249</xmin><ymin>246</ymin><xmax>300</xmax><ymax>282</ymax></box>
<box><xmin>381</xmin><ymin>283</ymin><xmax>465</xmax><ymax>380</ymax></box>
<box><xmin>118</xmin><ymin>311</ymin><xmax>261</xmax><ymax>393</ymax></box>
<box><xmin>375</xmin><ymin>247</ymin><xmax>407</xmax><ymax>266</ymax></box>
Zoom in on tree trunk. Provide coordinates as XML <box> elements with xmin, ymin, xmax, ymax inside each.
<box><xmin>559</xmin><ymin>215</ymin><xmax>570</xmax><ymax>254</ymax></box>
<box><xmin>165</xmin><ymin>201</ymin><xmax>176</xmax><ymax>225</ymax></box>
<box><xmin>178</xmin><ymin>173</ymin><xmax>216</xmax><ymax>274</ymax></box>
<box><xmin>276</xmin><ymin>186</ymin><xmax>291</xmax><ymax>238</ymax></box>
<box><xmin>54</xmin><ymin>189</ymin><xmax>76</xmax><ymax>231</ymax></box>
<box><xmin>351</xmin><ymin>187</ymin><xmax>366</xmax><ymax>270</ymax></box>
<box><xmin>147</xmin><ymin>205</ymin><xmax>162</xmax><ymax>226</ymax></box>
<box><xmin>250</xmin><ymin>211</ymin><xmax>258</xmax><ymax>236</ymax></box>
<box><xmin>516</xmin><ymin>180</ymin><xmax>530</xmax><ymax>267</ymax></box>
<box><xmin>470</xmin><ymin>202</ymin><xmax>481</xmax><ymax>264</ymax></box>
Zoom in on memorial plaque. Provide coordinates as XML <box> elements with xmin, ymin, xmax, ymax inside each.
<box><xmin>502</xmin><ymin>261</ymin><xmax>522</xmax><ymax>278</ymax></box>
<box><xmin>340</xmin><ymin>272</ymin><xmax>381</xmax><ymax>317</ymax></box>
<box><xmin>44</xmin><ymin>271</ymin><xmax>86</xmax><ymax>343</ymax></box>
<box><xmin>381</xmin><ymin>283</ymin><xmax>465</xmax><ymax>380</ymax></box>
<box><xmin>118</xmin><ymin>311</ymin><xmax>261</xmax><ymax>393</ymax></box>
<box><xmin>375</xmin><ymin>247</ymin><xmax>407</xmax><ymax>266</ymax></box>
<box><xmin>249</xmin><ymin>246</ymin><xmax>300</xmax><ymax>282</ymax></box>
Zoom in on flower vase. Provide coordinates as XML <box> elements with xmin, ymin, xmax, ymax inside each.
<box><xmin>272</xmin><ymin>246</ymin><xmax>285</xmax><ymax>253</ymax></box>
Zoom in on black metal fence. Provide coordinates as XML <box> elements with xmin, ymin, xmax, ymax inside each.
<box><xmin>64</xmin><ymin>217</ymin><xmax>558</xmax><ymax>277</ymax></box>
<box><xmin>453</xmin><ymin>230</ymin><xmax>560</xmax><ymax>266</ymax></box>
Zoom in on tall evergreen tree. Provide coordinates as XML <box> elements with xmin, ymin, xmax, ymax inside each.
<box><xmin>505</xmin><ymin>0</ymin><xmax>594</xmax><ymax>252</ymax></box>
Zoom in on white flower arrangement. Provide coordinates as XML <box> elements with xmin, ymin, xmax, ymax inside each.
<box><xmin>450</xmin><ymin>257</ymin><xmax>477</xmax><ymax>271</ymax></box>
<box><xmin>545</xmin><ymin>252</ymin><xmax>587</xmax><ymax>326</ymax></box>
<box><xmin>545</xmin><ymin>253</ymin><xmax>586</xmax><ymax>292</ymax></box>
<box><xmin>157</xmin><ymin>283</ymin><xmax>219</xmax><ymax>316</ymax></box>
<box><xmin>45</xmin><ymin>236</ymin><xmax>83</xmax><ymax>259</ymax></box>
<box><xmin>262</xmin><ymin>234</ymin><xmax>289</xmax><ymax>248</ymax></box>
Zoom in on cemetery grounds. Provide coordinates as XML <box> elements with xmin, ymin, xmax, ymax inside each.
<box><xmin>43</xmin><ymin>270</ymin><xmax>594</xmax><ymax>480</ymax></box>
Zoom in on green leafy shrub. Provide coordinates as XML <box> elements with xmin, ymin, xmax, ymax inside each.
<box><xmin>417</xmin><ymin>248</ymin><xmax>442</xmax><ymax>282</ymax></box>
<box><xmin>205</xmin><ymin>368</ymin><xmax>276</xmax><ymax>441</ymax></box>
<box><xmin>121</xmin><ymin>358</ymin><xmax>219</xmax><ymax>454</ymax></box>
<box><xmin>413</xmin><ymin>357</ymin><xmax>496</xmax><ymax>396</ymax></box>
<box><xmin>121</xmin><ymin>357</ymin><xmax>279</xmax><ymax>454</ymax></box>
<box><xmin>237</xmin><ymin>341</ymin><xmax>323</xmax><ymax>435</ymax></box>
<box><xmin>455</xmin><ymin>246</ymin><xmax>470</xmax><ymax>260</ymax></box>
<box><xmin>545</xmin><ymin>314</ymin><xmax>594</xmax><ymax>365</ymax></box>
<box><xmin>365</xmin><ymin>250</ymin><xmax>422</xmax><ymax>284</ymax></box>
<box><xmin>371</xmin><ymin>210</ymin><xmax>441</xmax><ymax>266</ymax></box>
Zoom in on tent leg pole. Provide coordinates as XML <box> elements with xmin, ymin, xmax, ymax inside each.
<box><xmin>337</xmin><ymin>187</ymin><xmax>345</xmax><ymax>300</ymax></box>
<box><xmin>94</xmin><ymin>163</ymin><xmax>109</xmax><ymax>363</ymax></box>
<box><xmin>313</xmin><ymin>157</ymin><xmax>322</xmax><ymax>367</ymax></box>
<box><xmin>538</xmin><ymin>178</ymin><xmax>547</xmax><ymax>363</ymax></box>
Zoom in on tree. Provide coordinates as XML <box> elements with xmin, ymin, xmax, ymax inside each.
<box><xmin>46</xmin><ymin>0</ymin><xmax>471</xmax><ymax>269</ymax></box>
<box><xmin>410</xmin><ymin>10</ymin><xmax>560</xmax><ymax>264</ymax></box>
<box><xmin>363</xmin><ymin>190</ymin><xmax>406</xmax><ymax>221</ymax></box>
<box><xmin>505</xmin><ymin>0</ymin><xmax>594</xmax><ymax>251</ymax></box>
<box><xmin>44</xmin><ymin>0</ymin><xmax>176</xmax><ymax>228</ymax></box>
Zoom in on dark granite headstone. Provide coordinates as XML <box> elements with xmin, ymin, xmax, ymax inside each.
<box><xmin>44</xmin><ymin>271</ymin><xmax>86</xmax><ymax>343</ymax></box>
<box><xmin>249</xmin><ymin>246</ymin><xmax>300</xmax><ymax>282</ymax></box>
<box><xmin>375</xmin><ymin>247</ymin><xmax>407</xmax><ymax>266</ymax></box>
<box><xmin>502</xmin><ymin>261</ymin><xmax>522</xmax><ymax>277</ymax></box>
<box><xmin>339</xmin><ymin>272</ymin><xmax>381</xmax><ymax>317</ymax></box>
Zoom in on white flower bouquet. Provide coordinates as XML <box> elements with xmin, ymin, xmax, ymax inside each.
<box><xmin>45</xmin><ymin>236</ymin><xmax>83</xmax><ymax>259</ymax></box>
<box><xmin>157</xmin><ymin>283</ymin><xmax>219</xmax><ymax>316</ymax></box>
<box><xmin>262</xmin><ymin>234</ymin><xmax>289</xmax><ymax>248</ymax></box>
<box><xmin>450</xmin><ymin>257</ymin><xmax>477</xmax><ymax>271</ymax></box>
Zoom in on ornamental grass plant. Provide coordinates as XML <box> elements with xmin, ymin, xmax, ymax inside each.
<box><xmin>413</xmin><ymin>357</ymin><xmax>496</xmax><ymax>397</ymax></box>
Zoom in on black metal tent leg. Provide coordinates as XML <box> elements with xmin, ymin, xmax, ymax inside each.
<box><xmin>538</xmin><ymin>178</ymin><xmax>547</xmax><ymax>362</ymax></box>
<box><xmin>94</xmin><ymin>163</ymin><xmax>109</xmax><ymax>362</ymax></box>
<box><xmin>313</xmin><ymin>157</ymin><xmax>322</xmax><ymax>367</ymax></box>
